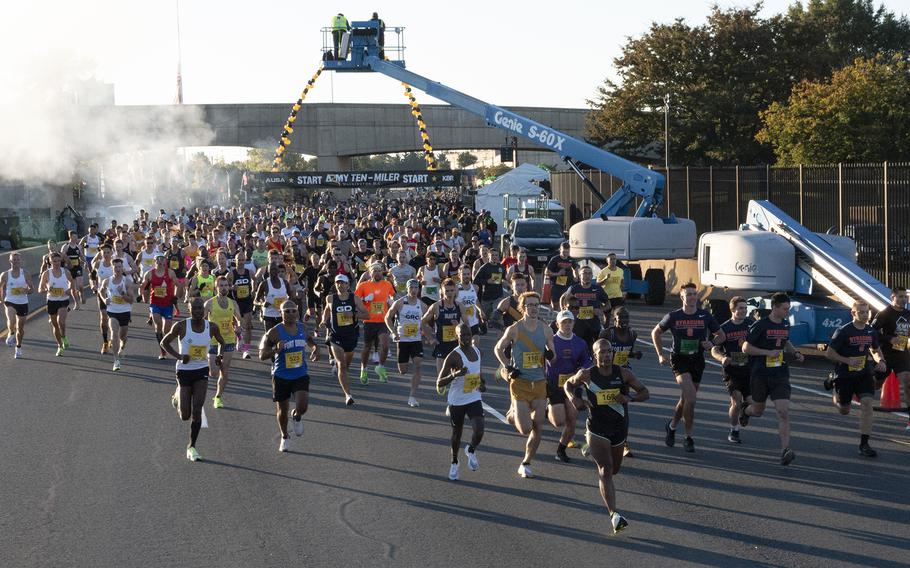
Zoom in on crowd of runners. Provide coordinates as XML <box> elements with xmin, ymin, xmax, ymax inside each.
<box><xmin>2</xmin><ymin>191</ymin><xmax>909</xmax><ymax>535</ymax></box>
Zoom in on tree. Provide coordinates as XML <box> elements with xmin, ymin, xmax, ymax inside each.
<box><xmin>757</xmin><ymin>55</ymin><xmax>910</xmax><ymax>164</ymax></box>
<box><xmin>456</xmin><ymin>151</ymin><xmax>478</xmax><ymax>169</ymax></box>
<box><xmin>229</xmin><ymin>148</ymin><xmax>316</xmax><ymax>172</ymax></box>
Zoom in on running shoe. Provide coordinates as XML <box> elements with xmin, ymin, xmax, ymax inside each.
<box><xmin>664</xmin><ymin>420</ymin><xmax>676</xmax><ymax>447</ymax></box>
<box><xmin>158</xmin><ymin>351</ymin><xmax>167</xmax><ymax>360</ymax></box>
<box><xmin>112</xmin><ymin>359</ymin><xmax>121</xmax><ymax>371</ymax></box>
<box><xmin>171</xmin><ymin>393</ymin><xmax>179</xmax><ymax>410</ymax></box>
<box><xmin>55</xmin><ymin>346</ymin><xmax>63</xmax><ymax>357</ymax></box>
<box><xmin>858</xmin><ymin>443</ymin><xmax>877</xmax><ymax>458</ymax></box>
<box><xmin>739</xmin><ymin>402</ymin><xmax>751</xmax><ymax>427</ymax></box>
<box><xmin>100</xmin><ymin>342</ymin><xmax>109</xmax><ymax>354</ymax></box>
<box><xmin>611</xmin><ymin>512</ymin><xmax>628</xmax><ymax>534</ymax></box>
<box><xmin>448</xmin><ymin>462</ymin><xmax>459</xmax><ymax>481</ymax></box>
<box><xmin>186</xmin><ymin>446</ymin><xmax>200</xmax><ymax>462</ymax></box>
<box><xmin>781</xmin><ymin>447</ymin><xmax>796</xmax><ymax>466</ymax></box>
<box><xmin>212</xmin><ymin>396</ymin><xmax>224</xmax><ymax>409</ymax></box>
<box><xmin>242</xmin><ymin>350</ymin><xmax>251</xmax><ymax>360</ymax></box>
<box><xmin>517</xmin><ymin>463</ymin><xmax>533</xmax><ymax>478</ymax></box>
<box><xmin>407</xmin><ymin>396</ymin><xmax>419</xmax><ymax>408</ymax></box>
<box><xmin>62</xmin><ymin>336</ymin><xmax>69</xmax><ymax>349</ymax></box>
<box><xmin>728</xmin><ymin>430</ymin><xmax>742</xmax><ymax>444</ymax></box>
<box><xmin>293</xmin><ymin>416</ymin><xmax>304</xmax><ymax>436</ymax></box>
<box><xmin>345</xmin><ymin>394</ymin><xmax>355</xmax><ymax>406</ymax></box>
<box><xmin>623</xmin><ymin>442</ymin><xmax>634</xmax><ymax>458</ymax></box>
<box><xmin>375</xmin><ymin>365</ymin><xmax>388</xmax><ymax>383</ymax></box>
<box><xmin>279</xmin><ymin>437</ymin><xmax>290</xmax><ymax>452</ymax></box>
<box><xmin>684</xmin><ymin>437</ymin><xmax>695</xmax><ymax>453</ymax></box>
<box><xmin>14</xmin><ymin>347</ymin><xmax>22</xmax><ymax>359</ymax></box>
<box><xmin>555</xmin><ymin>449</ymin><xmax>571</xmax><ymax>463</ymax></box>
<box><xmin>359</xmin><ymin>368</ymin><xmax>369</xmax><ymax>385</ymax></box>
<box><xmin>465</xmin><ymin>446</ymin><xmax>479</xmax><ymax>471</ymax></box>
<box><xmin>5</xmin><ymin>335</ymin><xmax>15</xmax><ymax>347</ymax></box>
<box><xmin>566</xmin><ymin>439</ymin><xmax>581</xmax><ymax>449</ymax></box>
<box><xmin>823</xmin><ymin>373</ymin><xmax>835</xmax><ymax>391</ymax></box>
<box><xmin>444</xmin><ymin>405</ymin><xmax>451</xmax><ymax>417</ymax></box>
<box><xmin>581</xmin><ymin>443</ymin><xmax>591</xmax><ymax>457</ymax></box>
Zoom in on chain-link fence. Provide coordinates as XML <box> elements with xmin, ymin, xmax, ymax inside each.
<box><xmin>552</xmin><ymin>162</ymin><xmax>910</xmax><ymax>288</ymax></box>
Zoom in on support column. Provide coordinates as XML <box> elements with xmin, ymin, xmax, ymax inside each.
<box><xmin>316</xmin><ymin>155</ymin><xmax>352</xmax><ymax>171</ymax></box>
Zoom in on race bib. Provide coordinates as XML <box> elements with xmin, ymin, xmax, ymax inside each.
<box><xmin>680</xmin><ymin>338</ymin><xmax>699</xmax><ymax>355</ymax></box>
<box><xmin>337</xmin><ymin>312</ymin><xmax>354</xmax><ymax>327</ymax></box>
<box><xmin>143</xmin><ymin>258</ymin><xmax>154</xmax><ymax>267</ymax></box>
<box><xmin>596</xmin><ymin>388</ymin><xmax>621</xmax><ymax>405</ymax></box>
<box><xmin>69</xmin><ymin>258</ymin><xmax>79</xmax><ymax>267</ymax></box>
<box><xmin>555</xmin><ymin>276</ymin><xmax>568</xmax><ymax>286</ymax></box>
<box><xmin>316</xmin><ymin>238</ymin><xmax>325</xmax><ymax>247</ymax></box>
<box><xmin>370</xmin><ymin>301</ymin><xmax>385</xmax><ymax>315</ymax></box>
<box><xmin>87</xmin><ymin>246</ymin><xmax>99</xmax><ymax>255</ymax></box>
<box><xmin>731</xmin><ymin>352</ymin><xmax>749</xmax><ymax>366</ymax></box>
<box><xmin>111</xmin><ymin>295</ymin><xmax>126</xmax><ymax>305</ymax></box>
<box><xmin>294</xmin><ymin>264</ymin><xmax>304</xmax><ymax>274</ymax></box>
<box><xmin>10</xmin><ymin>287</ymin><xmax>25</xmax><ymax>295</ymax></box>
<box><xmin>274</xmin><ymin>296</ymin><xmax>287</xmax><ymax>309</ymax></box>
<box><xmin>578</xmin><ymin>306</ymin><xmax>594</xmax><ymax>320</ymax></box>
<box><xmin>848</xmin><ymin>356</ymin><xmax>866</xmax><ymax>372</ymax></box>
<box><xmin>522</xmin><ymin>351</ymin><xmax>542</xmax><ymax>369</ymax></box>
<box><xmin>442</xmin><ymin>325</ymin><xmax>456</xmax><ymax>342</ymax></box>
<box><xmin>396</xmin><ymin>282</ymin><xmax>406</xmax><ymax>293</ymax></box>
<box><xmin>766</xmin><ymin>352</ymin><xmax>784</xmax><ymax>368</ymax></box>
<box><xmin>424</xmin><ymin>285</ymin><xmax>438</xmax><ymax>297</ymax></box>
<box><xmin>613</xmin><ymin>350</ymin><xmax>630</xmax><ymax>367</ymax></box>
<box><xmin>491</xmin><ymin>273</ymin><xmax>502</xmax><ymax>284</ymax></box>
<box><xmin>895</xmin><ymin>335</ymin><xmax>908</xmax><ymax>352</ymax></box>
<box><xmin>285</xmin><ymin>351</ymin><xmax>302</xmax><ymax>369</ymax></box>
<box><xmin>465</xmin><ymin>305</ymin><xmax>475</xmax><ymax>318</ymax></box>
<box><xmin>169</xmin><ymin>259</ymin><xmax>180</xmax><ymax>270</ymax></box>
<box><xmin>558</xmin><ymin>373</ymin><xmax>573</xmax><ymax>387</ymax></box>
<box><xmin>50</xmin><ymin>287</ymin><xmax>64</xmax><ymax>297</ymax></box>
<box><xmin>153</xmin><ymin>286</ymin><xmax>167</xmax><ymax>298</ymax></box>
<box><xmin>235</xmin><ymin>285</ymin><xmax>250</xmax><ymax>299</ymax></box>
<box><xmin>189</xmin><ymin>345</ymin><xmax>207</xmax><ymax>361</ymax></box>
<box><xmin>463</xmin><ymin>373</ymin><xmax>481</xmax><ymax>393</ymax></box>
<box><xmin>403</xmin><ymin>323</ymin><xmax>419</xmax><ymax>338</ymax></box>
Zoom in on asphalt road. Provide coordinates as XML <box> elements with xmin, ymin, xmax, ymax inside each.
<box><xmin>1</xmin><ymin>297</ymin><xmax>909</xmax><ymax>568</ymax></box>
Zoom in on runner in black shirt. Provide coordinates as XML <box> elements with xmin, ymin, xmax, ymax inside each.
<box><xmin>871</xmin><ymin>286</ymin><xmax>910</xmax><ymax>428</ymax></box>
<box><xmin>545</xmin><ymin>242</ymin><xmax>577</xmax><ymax>310</ymax></box>
<box><xmin>710</xmin><ymin>296</ymin><xmax>754</xmax><ymax>444</ymax></box>
<box><xmin>741</xmin><ymin>292</ymin><xmax>805</xmax><ymax>465</ymax></box>
<box><xmin>651</xmin><ymin>283</ymin><xmax>723</xmax><ymax>453</ymax></box>
<box><xmin>825</xmin><ymin>300</ymin><xmax>886</xmax><ymax>457</ymax></box>
<box><xmin>473</xmin><ymin>249</ymin><xmax>506</xmax><ymax>320</ymax></box>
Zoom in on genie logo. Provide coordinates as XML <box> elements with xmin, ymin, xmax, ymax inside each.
<box><xmin>493</xmin><ymin>111</ymin><xmax>524</xmax><ymax>134</ymax></box>
<box><xmin>491</xmin><ymin>111</ymin><xmax>566</xmax><ymax>151</ymax></box>
<box><xmin>734</xmin><ymin>261</ymin><xmax>757</xmax><ymax>273</ymax></box>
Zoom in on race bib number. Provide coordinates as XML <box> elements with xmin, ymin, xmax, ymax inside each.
<box><xmin>337</xmin><ymin>312</ymin><xmax>354</xmax><ymax>327</ymax></box>
<box><xmin>235</xmin><ymin>285</ymin><xmax>249</xmax><ymax>299</ymax></box>
<box><xmin>463</xmin><ymin>373</ymin><xmax>481</xmax><ymax>393</ymax></box>
<box><xmin>143</xmin><ymin>258</ymin><xmax>154</xmax><ymax>267</ymax></box>
<box><xmin>370</xmin><ymin>301</ymin><xmax>385</xmax><ymax>315</ymax></box>
<box><xmin>595</xmin><ymin>388</ymin><xmax>621</xmax><ymax>405</ymax></box>
<box><xmin>731</xmin><ymin>352</ymin><xmax>749</xmax><ymax>366</ymax></box>
<box><xmin>403</xmin><ymin>323</ymin><xmax>419</xmax><ymax>338</ymax></box>
<box><xmin>87</xmin><ymin>246</ymin><xmax>99</xmax><ymax>255</ymax></box>
<box><xmin>848</xmin><ymin>356</ymin><xmax>866</xmax><ymax>372</ymax></box>
<box><xmin>613</xmin><ymin>350</ymin><xmax>630</xmax><ymax>367</ymax></box>
<box><xmin>10</xmin><ymin>287</ymin><xmax>25</xmax><ymax>295</ymax></box>
<box><xmin>491</xmin><ymin>273</ymin><xmax>502</xmax><ymax>284</ymax></box>
<box><xmin>465</xmin><ymin>305</ymin><xmax>475</xmax><ymax>318</ymax></box>
<box><xmin>578</xmin><ymin>306</ymin><xmax>594</xmax><ymax>320</ymax></box>
<box><xmin>285</xmin><ymin>351</ymin><xmax>303</xmax><ymax>369</ymax></box>
<box><xmin>153</xmin><ymin>286</ymin><xmax>167</xmax><ymax>298</ymax></box>
<box><xmin>555</xmin><ymin>276</ymin><xmax>568</xmax><ymax>286</ymax></box>
<box><xmin>558</xmin><ymin>373</ymin><xmax>573</xmax><ymax>387</ymax></box>
<box><xmin>442</xmin><ymin>325</ymin><xmax>456</xmax><ymax>342</ymax></box>
<box><xmin>396</xmin><ymin>282</ymin><xmax>406</xmax><ymax>293</ymax></box>
<box><xmin>50</xmin><ymin>287</ymin><xmax>64</xmax><ymax>297</ymax></box>
<box><xmin>316</xmin><ymin>238</ymin><xmax>325</xmax><ymax>247</ymax></box>
<box><xmin>69</xmin><ymin>258</ymin><xmax>79</xmax><ymax>268</ymax></box>
<box><xmin>766</xmin><ymin>352</ymin><xmax>784</xmax><ymax>368</ymax></box>
<box><xmin>189</xmin><ymin>345</ymin><xmax>207</xmax><ymax>361</ymax></box>
<box><xmin>274</xmin><ymin>297</ymin><xmax>288</xmax><ymax>309</ymax></box>
<box><xmin>895</xmin><ymin>335</ymin><xmax>908</xmax><ymax>352</ymax></box>
<box><xmin>680</xmin><ymin>339</ymin><xmax>699</xmax><ymax>355</ymax></box>
<box><xmin>111</xmin><ymin>295</ymin><xmax>126</xmax><ymax>305</ymax></box>
<box><xmin>424</xmin><ymin>285</ymin><xmax>438</xmax><ymax>297</ymax></box>
<box><xmin>169</xmin><ymin>259</ymin><xmax>180</xmax><ymax>270</ymax></box>
<box><xmin>522</xmin><ymin>351</ymin><xmax>542</xmax><ymax>369</ymax></box>
<box><xmin>294</xmin><ymin>264</ymin><xmax>304</xmax><ymax>274</ymax></box>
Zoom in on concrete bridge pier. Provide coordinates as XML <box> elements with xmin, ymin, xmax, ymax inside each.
<box><xmin>317</xmin><ymin>155</ymin><xmax>352</xmax><ymax>170</ymax></box>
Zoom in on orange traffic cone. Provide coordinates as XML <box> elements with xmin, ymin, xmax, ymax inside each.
<box><xmin>541</xmin><ymin>277</ymin><xmax>552</xmax><ymax>306</ymax></box>
<box><xmin>877</xmin><ymin>371</ymin><xmax>903</xmax><ymax>412</ymax></box>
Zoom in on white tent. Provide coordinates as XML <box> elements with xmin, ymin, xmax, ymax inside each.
<box><xmin>475</xmin><ymin>164</ymin><xmax>550</xmax><ymax>230</ymax></box>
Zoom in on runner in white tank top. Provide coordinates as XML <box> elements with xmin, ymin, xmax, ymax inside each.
<box><xmin>384</xmin><ymin>280</ymin><xmax>426</xmax><ymax>407</ymax></box>
<box><xmin>39</xmin><ymin>253</ymin><xmax>73</xmax><ymax>355</ymax></box>
<box><xmin>1</xmin><ymin>252</ymin><xmax>33</xmax><ymax>357</ymax></box>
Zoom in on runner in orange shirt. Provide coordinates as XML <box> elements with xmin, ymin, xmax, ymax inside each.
<box><xmin>354</xmin><ymin>262</ymin><xmax>397</xmax><ymax>384</ymax></box>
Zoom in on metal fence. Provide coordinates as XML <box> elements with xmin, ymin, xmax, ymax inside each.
<box><xmin>551</xmin><ymin>162</ymin><xmax>910</xmax><ymax>287</ymax></box>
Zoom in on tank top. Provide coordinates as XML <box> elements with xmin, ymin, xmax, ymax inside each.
<box><xmin>176</xmin><ymin>320</ymin><xmax>210</xmax><ymax>371</ymax></box>
<box><xmin>105</xmin><ymin>277</ymin><xmax>132</xmax><ymax>313</ymax></box>
<box><xmin>585</xmin><ymin>364</ymin><xmax>629</xmax><ymax>428</ymax></box>
<box><xmin>231</xmin><ymin>268</ymin><xmax>253</xmax><ymax>303</ymax></box>
<box><xmin>420</xmin><ymin>265</ymin><xmax>441</xmax><ymax>301</ymax></box>
<box><xmin>272</xmin><ymin>322</ymin><xmax>309</xmax><ymax>380</ymax></box>
<box><xmin>435</xmin><ymin>302</ymin><xmax>462</xmax><ymax>344</ymax></box>
<box><xmin>444</xmin><ymin>260</ymin><xmax>462</xmax><ymax>279</ymax></box>
<box><xmin>149</xmin><ymin>269</ymin><xmax>174</xmax><ymax>306</ymax></box>
<box><xmin>167</xmin><ymin>252</ymin><xmax>186</xmax><ymax>277</ymax></box>
<box><xmin>113</xmin><ymin>252</ymin><xmax>133</xmax><ymax>274</ymax></box>
<box><xmin>608</xmin><ymin>327</ymin><xmax>637</xmax><ymax>368</ymax></box>
<box><xmin>447</xmin><ymin>345</ymin><xmax>483</xmax><ymax>406</ymax></box>
<box><xmin>510</xmin><ymin>320</ymin><xmax>547</xmax><ymax>381</ymax></box>
<box><xmin>503</xmin><ymin>296</ymin><xmax>522</xmax><ymax>327</ymax></box>
<box><xmin>65</xmin><ymin>244</ymin><xmax>81</xmax><ymax>269</ymax></box>
<box><xmin>95</xmin><ymin>261</ymin><xmax>114</xmax><ymax>282</ymax></box>
<box><xmin>138</xmin><ymin>250</ymin><xmax>158</xmax><ymax>275</ymax></box>
<box><xmin>456</xmin><ymin>284</ymin><xmax>479</xmax><ymax>326</ymax></box>
<box><xmin>196</xmin><ymin>274</ymin><xmax>215</xmax><ymax>300</ymax></box>
<box><xmin>396</xmin><ymin>299</ymin><xmax>423</xmax><ymax>342</ymax></box>
<box><xmin>46</xmin><ymin>268</ymin><xmax>70</xmax><ymax>301</ymax></box>
<box><xmin>208</xmin><ymin>296</ymin><xmax>237</xmax><ymax>344</ymax></box>
<box><xmin>263</xmin><ymin>278</ymin><xmax>288</xmax><ymax>318</ymax></box>
<box><xmin>84</xmin><ymin>235</ymin><xmax>101</xmax><ymax>258</ymax></box>
<box><xmin>330</xmin><ymin>293</ymin><xmax>359</xmax><ymax>335</ymax></box>
<box><xmin>4</xmin><ymin>269</ymin><xmax>28</xmax><ymax>304</ymax></box>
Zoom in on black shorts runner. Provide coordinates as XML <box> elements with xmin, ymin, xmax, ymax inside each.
<box><xmin>547</xmin><ymin>381</ymin><xmax>567</xmax><ymax>405</ymax></box>
<box><xmin>671</xmin><ymin>353</ymin><xmax>706</xmax><ymax>384</ymax></box>
<box><xmin>273</xmin><ymin>375</ymin><xmax>310</xmax><ymax>402</ymax></box>
<box><xmin>750</xmin><ymin>374</ymin><xmax>791</xmax><ymax>402</ymax></box>
<box><xmin>363</xmin><ymin>322</ymin><xmax>388</xmax><ymax>344</ymax></box>
<box><xmin>433</xmin><ymin>340</ymin><xmax>457</xmax><ymax>359</ymax></box>
<box><xmin>587</xmin><ymin>417</ymin><xmax>628</xmax><ymax>447</ymax></box>
<box><xmin>835</xmin><ymin>373</ymin><xmax>875</xmax><ymax>406</ymax></box>
<box><xmin>397</xmin><ymin>341</ymin><xmax>424</xmax><ymax>363</ymax></box>
<box><xmin>176</xmin><ymin>367</ymin><xmax>208</xmax><ymax>387</ymax></box>
<box><xmin>4</xmin><ymin>301</ymin><xmax>28</xmax><ymax>317</ymax></box>
<box><xmin>107</xmin><ymin>311</ymin><xmax>131</xmax><ymax>327</ymax></box>
<box><xmin>46</xmin><ymin>299</ymin><xmax>69</xmax><ymax>316</ymax></box>
<box><xmin>723</xmin><ymin>367</ymin><xmax>751</xmax><ymax>398</ymax></box>
<box><xmin>237</xmin><ymin>300</ymin><xmax>253</xmax><ymax>316</ymax></box>
<box><xmin>448</xmin><ymin>399</ymin><xmax>483</xmax><ymax>427</ymax></box>
<box><xmin>70</xmin><ymin>266</ymin><xmax>83</xmax><ymax>279</ymax></box>
<box><xmin>330</xmin><ymin>333</ymin><xmax>358</xmax><ymax>353</ymax></box>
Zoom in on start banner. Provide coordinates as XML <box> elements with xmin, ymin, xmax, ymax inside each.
<box><xmin>255</xmin><ymin>170</ymin><xmax>462</xmax><ymax>189</ymax></box>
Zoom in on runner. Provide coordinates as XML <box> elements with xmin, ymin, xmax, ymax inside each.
<box><xmin>322</xmin><ymin>274</ymin><xmax>368</xmax><ymax>405</ymax></box>
<box><xmin>871</xmin><ymin>286</ymin><xmax>910</xmax><ymax>430</ymax></box>
<box><xmin>505</xmin><ymin>248</ymin><xmax>536</xmax><ymax>292</ymax></box>
<box><xmin>493</xmin><ymin>291</ymin><xmax>556</xmax><ymax>478</ymax></box>
<box><xmin>473</xmin><ymin>248</ymin><xmax>505</xmax><ymax>328</ymax></box>
<box><xmin>385</xmin><ymin>279</ymin><xmax>428</xmax><ymax>407</ymax></box>
<box><xmin>824</xmin><ymin>300</ymin><xmax>886</xmax><ymax>457</ymax></box>
<box><xmin>186</xmin><ymin>259</ymin><xmax>216</xmax><ymax>302</ymax></box>
<box><xmin>61</xmin><ymin>231</ymin><xmax>85</xmax><ymax>309</ymax></box>
<box><xmin>90</xmin><ymin>245</ymin><xmax>115</xmax><ymax>353</ymax></box>
<box><xmin>99</xmin><ymin>259</ymin><xmax>136</xmax><ymax>371</ymax></box>
<box><xmin>229</xmin><ymin>248</ymin><xmax>255</xmax><ymax>359</ymax></box>
<box><xmin>38</xmin><ymin>252</ymin><xmax>74</xmax><ymax>356</ymax></box>
<box><xmin>651</xmin><ymin>282</ymin><xmax>724</xmax><ymax>453</ymax></box>
<box><xmin>417</xmin><ymin>252</ymin><xmax>442</xmax><ymax>307</ymax></box>
<box><xmin>605</xmin><ymin>307</ymin><xmax>643</xmax><ymax>458</ymax></box>
<box><xmin>456</xmin><ymin>264</ymin><xmax>484</xmax><ymax>337</ymax></box>
<box><xmin>563</xmin><ymin>339</ymin><xmax>650</xmax><ymax>534</ymax></box>
<box><xmin>436</xmin><ymin>323</ymin><xmax>486</xmax><ymax>481</ymax></box>
<box><xmin>254</xmin><ymin>263</ymin><xmax>295</xmax><ymax>331</ymax></box>
<box><xmin>740</xmin><ymin>292</ymin><xmax>805</xmax><ymax>465</ymax></box>
<box><xmin>492</xmin><ymin>273</ymin><xmax>528</xmax><ymax>330</ymax></box>
<box><xmin>259</xmin><ymin>300</ymin><xmax>320</xmax><ymax>452</ymax></box>
<box><xmin>546</xmin><ymin>309</ymin><xmax>591</xmax><ymax>463</ymax></box>
<box><xmin>567</xmin><ymin>265</ymin><xmax>611</xmax><ymax>347</ymax></box>
<box><xmin>596</xmin><ymin>253</ymin><xmax>625</xmax><ymax>317</ymax></box>
<box><xmin>1</xmin><ymin>252</ymin><xmax>32</xmax><ymax>359</ymax></box>
<box><xmin>354</xmin><ymin>263</ymin><xmax>397</xmax><ymax>384</ymax></box>
<box><xmin>422</xmin><ymin>278</ymin><xmax>467</xmax><ymax>376</ymax></box>
<box><xmin>141</xmin><ymin>255</ymin><xmax>182</xmax><ymax>360</ymax></box>
<box><xmin>161</xmin><ymin>297</ymin><xmax>227</xmax><ymax>462</ymax></box>
<box><xmin>80</xmin><ymin>224</ymin><xmax>102</xmax><ymax>277</ymax></box>
<box><xmin>205</xmin><ymin>276</ymin><xmax>241</xmax><ymax>409</ymax></box>
<box><xmin>389</xmin><ymin>251</ymin><xmax>417</xmax><ymax>297</ymax></box>
<box><xmin>544</xmin><ymin>242</ymin><xmax>577</xmax><ymax>310</ymax></box>
<box><xmin>710</xmin><ymin>297</ymin><xmax>755</xmax><ymax>444</ymax></box>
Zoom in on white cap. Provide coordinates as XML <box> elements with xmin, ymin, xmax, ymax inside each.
<box><xmin>334</xmin><ymin>274</ymin><xmax>349</xmax><ymax>283</ymax></box>
<box><xmin>556</xmin><ymin>310</ymin><xmax>575</xmax><ymax>322</ymax></box>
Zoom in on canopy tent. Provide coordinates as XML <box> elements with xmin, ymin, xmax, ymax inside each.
<box><xmin>475</xmin><ymin>164</ymin><xmax>550</xmax><ymax>230</ymax></box>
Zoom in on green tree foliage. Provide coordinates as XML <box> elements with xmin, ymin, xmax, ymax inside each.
<box><xmin>757</xmin><ymin>55</ymin><xmax>910</xmax><ymax>164</ymax></box>
<box><xmin>456</xmin><ymin>151</ymin><xmax>478</xmax><ymax>168</ymax></box>
<box><xmin>229</xmin><ymin>148</ymin><xmax>317</xmax><ymax>172</ymax></box>
<box><xmin>585</xmin><ymin>1</ymin><xmax>910</xmax><ymax>165</ymax></box>
<box><xmin>351</xmin><ymin>152</ymin><xmax>450</xmax><ymax>170</ymax></box>
<box><xmin>475</xmin><ymin>164</ymin><xmax>512</xmax><ymax>180</ymax></box>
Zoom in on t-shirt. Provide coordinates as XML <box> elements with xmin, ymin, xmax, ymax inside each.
<box><xmin>596</xmin><ymin>266</ymin><xmax>624</xmax><ymax>299</ymax></box>
<box><xmin>657</xmin><ymin>308</ymin><xmax>720</xmax><ymax>356</ymax></box>
<box><xmin>354</xmin><ymin>279</ymin><xmax>396</xmax><ymax>323</ymax></box>
<box><xmin>719</xmin><ymin>318</ymin><xmax>754</xmax><ymax>369</ymax></box>
<box><xmin>567</xmin><ymin>283</ymin><xmax>610</xmax><ymax>321</ymax></box>
<box><xmin>546</xmin><ymin>333</ymin><xmax>592</xmax><ymax>388</ymax></box>
<box><xmin>389</xmin><ymin>264</ymin><xmax>417</xmax><ymax>294</ymax></box>
<box><xmin>871</xmin><ymin>305</ymin><xmax>910</xmax><ymax>357</ymax></box>
<box><xmin>546</xmin><ymin>255</ymin><xmax>577</xmax><ymax>289</ymax></box>
<box><xmin>473</xmin><ymin>262</ymin><xmax>506</xmax><ymax>301</ymax></box>
<box><xmin>746</xmin><ymin>317</ymin><xmax>791</xmax><ymax>379</ymax></box>
<box><xmin>829</xmin><ymin>322</ymin><xmax>879</xmax><ymax>376</ymax></box>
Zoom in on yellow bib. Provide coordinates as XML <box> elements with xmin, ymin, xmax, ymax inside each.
<box><xmin>463</xmin><ymin>373</ymin><xmax>481</xmax><ymax>393</ymax></box>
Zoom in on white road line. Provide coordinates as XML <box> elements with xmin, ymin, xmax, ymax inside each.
<box><xmin>482</xmin><ymin>401</ymin><xmax>509</xmax><ymax>425</ymax></box>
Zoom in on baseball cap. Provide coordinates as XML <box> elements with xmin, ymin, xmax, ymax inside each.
<box><xmin>556</xmin><ymin>310</ymin><xmax>575</xmax><ymax>322</ymax></box>
<box><xmin>334</xmin><ymin>274</ymin><xmax>350</xmax><ymax>283</ymax></box>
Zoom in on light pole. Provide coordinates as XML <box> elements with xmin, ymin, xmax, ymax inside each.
<box><xmin>663</xmin><ymin>93</ymin><xmax>670</xmax><ymax>174</ymax></box>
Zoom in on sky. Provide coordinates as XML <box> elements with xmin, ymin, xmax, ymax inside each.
<box><xmin>8</xmin><ymin>0</ymin><xmax>907</xmax><ymax>110</ymax></box>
